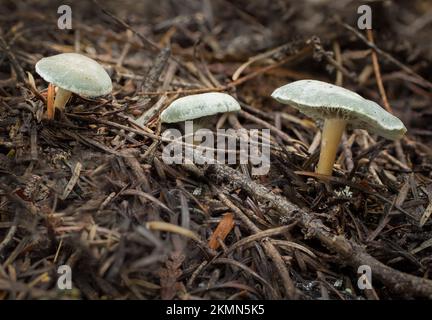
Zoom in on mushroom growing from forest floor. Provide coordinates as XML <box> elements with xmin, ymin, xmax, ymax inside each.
<box><xmin>160</xmin><ymin>92</ymin><xmax>242</xmax><ymax>164</ymax></box>
<box><xmin>272</xmin><ymin>79</ymin><xmax>407</xmax><ymax>176</ymax></box>
<box><xmin>160</xmin><ymin>92</ymin><xmax>241</xmax><ymax>129</ymax></box>
<box><xmin>35</xmin><ymin>53</ymin><xmax>112</xmax><ymax>119</ymax></box>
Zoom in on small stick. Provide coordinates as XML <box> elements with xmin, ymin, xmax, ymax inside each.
<box><xmin>239</xmin><ymin>110</ymin><xmax>301</xmax><ymax>145</ymax></box>
<box><xmin>60</xmin><ymin>162</ymin><xmax>82</xmax><ymax>200</ymax></box>
<box><xmin>139</xmin><ymin>45</ymin><xmax>314</xmax><ymax>96</ymax></box>
<box><xmin>0</xmin><ymin>35</ymin><xmax>26</xmax><ymax>83</ymax></box>
<box><xmin>333</xmin><ymin>41</ymin><xmax>343</xmax><ymax>86</ymax></box>
<box><xmin>0</xmin><ymin>217</ymin><xmax>18</xmax><ymax>254</ymax></box>
<box><xmin>216</xmin><ymin>189</ymin><xmax>299</xmax><ymax>299</ymax></box>
<box><xmin>135</xmin><ymin>47</ymin><xmax>171</xmax><ymax>110</ymax></box>
<box><xmin>116</xmin><ymin>30</ymin><xmax>133</xmax><ymax>67</ymax></box>
<box><xmin>208</xmin><ymin>212</ymin><xmax>235</xmax><ymax>250</ymax></box>
<box><xmin>146</xmin><ymin>221</ymin><xmax>207</xmax><ymax>248</ymax></box>
<box><xmin>339</xmin><ymin>21</ymin><xmax>432</xmax><ymax>89</ymax></box>
<box><xmin>367</xmin><ymin>29</ymin><xmax>393</xmax><ymax>114</ymax></box>
<box><xmin>205</xmin><ymin>163</ymin><xmax>432</xmax><ymax>298</ymax></box>
<box><xmin>93</xmin><ymin>0</ymin><xmax>161</xmax><ymax>52</ymax></box>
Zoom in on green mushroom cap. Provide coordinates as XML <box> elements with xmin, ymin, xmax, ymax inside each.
<box><xmin>36</xmin><ymin>53</ymin><xmax>112</xmax><ymax>97</ymax></box>
<box><xmin>272</xmin><ymin>79</ymin><xmax>407</xmax><ymax>140</ymax></box>
<box><xmin>160</xmin><ymin>92</ymin><xmax>241</xmax><ymax>123</ymax></box>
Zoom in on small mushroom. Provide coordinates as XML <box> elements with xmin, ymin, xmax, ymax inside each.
<box><xmin>160</xmin><ymin>92</ymin><xmax>241</xmax><ymax>130</ymax></box>
<box><xmin>272</xmin><ymin>79</ymin><xmax>407</xmax><ymax>176</ymax></box>
<box><xmin>35</xmin><ymin>53</ymin><xmax>112</xmax><ymax>119</ymax></box>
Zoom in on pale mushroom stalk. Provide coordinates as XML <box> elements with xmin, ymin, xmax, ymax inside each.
<box><xmin>36</xmin><ymin>53</ymin><xmax>112</xmax><ymax>120</ymax></box>
<box><xmin>53</xmin><ymin>87</ymin><xmax>72</xmax><ymax>115</ymax></box>
<box><xmin>179</xmin><ymin>116</ymin><xmax>215</xmax><ymax>139</ymax></box>
<box><xmin>316</xmin><ymin>118</ymin><xmax>347</xmax><ymax>176</ymax></box>
<box><xmin>160</xmin><ymin>92</ymin><xmax>242</xmax><ymax>155</ymax></box>
<box><xmin>272</xmin><ymin>79</ymin><xmax>407</xmax><ymax>176</ymax></box>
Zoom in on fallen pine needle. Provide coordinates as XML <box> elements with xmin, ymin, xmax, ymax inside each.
<box><xmin>53</xmin><ymin>238</ymin><xmax>63</xmax><ymax>264</ymax></box>
<box><xmin>367</xmin><ymin>29</ymin><xmax>393</xmax><ymax>114</ymax></box>
<box><xmin>60</xmin><ymin>162</ymin><xmax>82</xmax><ymax>200</ymax></box>
<box><xmin>208</xmin><ymin>212</ymin><xmax>235</xmax><ymax>250</ymax></box>
<box><xmin>146</xmin><ymin>221</ymin><xmax>202</xmax><ymax>244</ymax></box>
<box><xmin>420</xmin><ymin>200</ymin><xmax>432</xmax><ymax>227</ymax></box>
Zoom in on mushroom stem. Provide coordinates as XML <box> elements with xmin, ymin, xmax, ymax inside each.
<box><xmin>53</xmin><ymin>87</ymin><xmax>72</xmax><ymax>116</ymax></box>
<box><xmin>46</xmin><ymin>83</ymin><xmax>55</xmax><ymax>120</ymax></box>
<box><xmin>316</xmin><ymin>118</ymin><xmax>347</xmax><ymax>176</ymax></box>
<box><xmin>180</xmin><ymin>116</ymin><xmax>215</xmax><ymax>144</ymax></box>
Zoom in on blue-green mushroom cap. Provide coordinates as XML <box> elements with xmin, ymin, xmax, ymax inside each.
<box><xmin>160</xmin><ymin>92</ymin><xmax>241</xmax><ymax>123</ymax></box>
<box><xmin>272</xmin><ymin>80</ymin><xmax>407</xmax><ymax>140</ymax></box>
<box><xmin>35</xmin><ymin>53</ymin><xmax>112</xmax><ymax>97</ymax></box>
